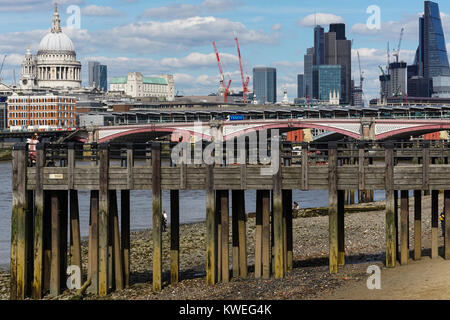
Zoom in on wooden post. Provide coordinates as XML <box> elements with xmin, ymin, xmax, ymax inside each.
<box><xmin>338</xmin><ymin>189</ymin><xmax>345</xmax><ymax>266</ymax></box>
<box><xmin>98</xmin><ymin>143</ymin><xmax>110</xmax><ymax>296</ymax></box>
<box><xmin>88</xmin><ymin>190</ymin><xmax>99</xmax><ymax>293</ymax></box>
<box><xmin>237</xmin><ymin>191</ymin><xmax>247</xmax><ymax>278</ymax></box>
<box><xmin>120</xmin><ymin>190</ymin><xmax>130</xmax><ymax>288</ymax></box>
<box><xmin>445</xmin><ymin>190</ymin><xmax>450</xmax><ymax>260</ymax></box>
<box><xmin>205</xmin><ymin>164</ymin><xmax>217</xmax><ymax>285</ymax></box>
<box><xmin>110</xmin><ymin>190</ymin><xmax>124</xmax><ymax>290</ymax></box>
<box><xmin>43</xmin><ymin>191</ymin><xmax>51</xmax><ymax>294</ymax></box>
<box><xmin>255</xmin><ymin>190</ymin><xmax>263</xmax><ymax>279</ymax></box>
<box><xmin>11</xmin><ymin>143</ymin><xmax>28</xmax><ymax>299</ymax></box>
<box><xmin>262</xmin><ymin>190</ymin><xmax>271</xmax><ymax>279</ymax></box>
<box><xmin>26</xmin><ymin>190</ymin><xmax>34</xmax><ymax>298</ymax></box>
<box><xmin>231</xmin><ymin>190</ymin><xmax>240</xmax><ymax>278</ymax></box>
<box><xmin>60</xmin><ymin>191</ymin><xmax>68</xmax><ymax>292</ymax></box>
<box><xmin>216</xmin><ymin>190</ymin><xmax>222</xmax><ymax>282</ymax></box>
<box><xmin>273</xmin><ymin>154</ymin><xmax>284</xmax><ymax>279</ymax></box>
<box><xmin>394</xmin><ymin>190</ymin><xmax>399</xmax><ymax>261</ymax></box>
<box><xmin>414</xmin><ymin>190</ymin><xmax>422</xmax><ymax>260</ymax></box>
<box><xmin>328</xmin><ymin>142</ymin><xmax>338</xmax><ymax>274</ymax></box>
<box><xmin>431</xmin><ymin>190</ymin><xmax>439</xmax><ymax>259</ymax></box>
<box><xmin>50</xmin><ymin>191</ymin><xmax>61</xmax><ymax>296</ymax></box>
<box><xmin>152</xmin><ymin>142</ymin><xmax>162</xmax><ymax>292</ymax></box>
<box><xmin>220</xmin><ymin>190</ymin><xmax>230</xmax><ymax>283</ymax></box>
<box><xmin>107</xmin><ymin>192</ymin><xmax>115</xmax><ymax>291</ymax></box>
<box><xmin>170</xmin><ymin>190</ymin><xmax>180</xmax><ymax>284</ymax></box>
<box><xmin>385</xmin><ymin>142</ymin><xmax>396</xmax><ymax>268</ymax></box>
<box><xmin>301</xmin><ymin>142</ymin><xmax>308</xmax><ymax>190</ymax></box>
<box><xmin>32</xmin><ymin>144</ymin><xmax>44</xmax><ymax>299</ymax></box>
<box><xmin>69</xmin><ymin>189</ymin><xmax>82</xmax><ymax>280</ymax></box>
<box><xmin>400</xmin><ymin>190</ymin><xmax>409</xmax><ymax>265</ymax></box>
<box><xmin>284</xmin><ymin>190</ymin><xmax>293</xmax><ymax>271</ymax></box>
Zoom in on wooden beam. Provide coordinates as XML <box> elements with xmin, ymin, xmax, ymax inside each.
<box><xmin>414</xmin><ymin>190</ymin><xmax>422</xmax><ymax>260</ymax></box>
<box><xmin>400</xmin><ymin>190</ymin><xmax>409</xmax><ymax>265</ymax></box>
<box><xmin>50</xmin><ymin>191</ymin><xmax>60</xmax><ymax>297</ymax></box>
<box><xmin>385</xmin><ymin>143</ymin><xmax>396</xmax><ymax>268</ymax></box>
<box><xmin>11</xmin><ymin>144</ymin><xmax>28</xmax><ymax>300</ymax></box>
<box><xmin>328</xmin><ymin>143</ymin><xmax>338</xmax><ymax>274</ymax></box>
<box><xmin>273</xmin><ymin>155</ymin><xmax>284</xmax><ymax>279</ymax></box>
<box><xmin>205</xmin><ymin>164</ymin><xmax>216</xmax><ymax>285</ymax></box>
<box><xmin>170</xmin><ymin>190</ymin><xmax>180</xmax><ymax>284</ymax></box>
<box><xmin>98</xmin><ymin>144</ymin><xmax>110</xmax><ymax>296</ymax></box>
<box><xmin>431</xmin><ymin>190</ymin><xmax>439</xmax><ymax>259</ymax></box>
<box><xmin>69</xmin><ymin>189</ymin><xmax>82</xmax><ymax>286</ymax></box>
<box><xmin>262</xmin><ymin>190</ymin><xmax>271</xmax><ymax>279</ymax></box>
<box><xmin>32</xmin><ymin>144</ymin><xmax>44</xmax><ymax>299</ymax></box>
<box><xmin>152</xmin><ymin>142</ymin><xmax>162</xmax><ymax>292</ymax></box>
<box><xmin>220</xmin><ymin>190</ymin><xmax>230</xmax><ymax>283</ymax></box>
<box><xmin>120</xmin><ymin>190</ymin><xmax>130</xmax><ymax>288</ymax></box>
<box><xmin>445</xmin><ymin>190</ymin><xmax>450</xmax><ymax>260</ymax></box>
<box><xmin>254</xmin><ymin>190</ymin><xmax>262</xmax><ymax>279</ymax></box>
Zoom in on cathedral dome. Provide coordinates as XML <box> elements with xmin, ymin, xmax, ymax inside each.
<box><xmin>37</xmin><ymin>3</ymin><xmax>75</xmax><ymax>53</ymax></box>
<box><xmin>39</xmin><ymin>32</ymin><xmax>75</xmax><ymax>53</ymax></box>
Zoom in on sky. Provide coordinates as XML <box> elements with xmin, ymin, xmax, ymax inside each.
<box><xmin>0</xmin><ymin>0</ymin><xmax>450</xmax><ymax>103</ymax></box>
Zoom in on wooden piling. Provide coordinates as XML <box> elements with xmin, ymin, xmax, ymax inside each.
<box><xmin>205</xmin><ymin>164</ymin><xmax>217</xmax><ymax>285</ymax></box>
<box><xmin>69</xmin><ymin>189</ymin><xmax>82</xmax><ymax>277</ymax></box>
<box><xmin>445</xmin><ymin>190</ymin><xmax>450</xmax><ymax>260</ymax></box>
<box><xmin>11</xmin><ymin>144</ymin><xmax>28</xmax><ymax>299</ymax></box>
<box><xmin>88</xmin><ymin>190</ymin><xmax>99</xmax><ymax>293</ymax></box>
<box><xmin>328</xmin><ymin>143</ymin><xmax>338</xmax><ymax>274</ymax></box>
<box><xmin>110</xmin><ymin>190</ymin><xmax>124</xmax><ymax>290</ymax></box>
<box><xmin>272</xmin><ymin>156</ymin><xmax>284</xmax><ymax>279</ymax></box>
<box><xmin>98</xmin><ymin>143</ymin><xmax>110</xmax><ymax>296</ymax></box>
<box><xmin>232</xmin><ymin>191</ymin><xmax>240</xmax><ymax>279</ymax></box>
<box><xmin>283</xmin><ymin>190</ymin><xmax>293</xmax><ymax>271</ymax></box>
<box><xmin>414</xmin><ymin>190</ymin><xmax>422</xmax><ymax>260</ymax></box>
<box><xmin>255</xmin><ymin>190</ymin><xmax>263</xmax><ymax>279</ymax></box>
<box><xmin>170</xmin><ymin>190</ymin><xmax>180</xmax><ymax>284</ymax></box>
<box><xmin>216</xmin><ymin>190</ymin><xmax>222</xmax><ymax>282</ymax></box>
<box><xmin>120</xmin><ymin>190</ymin><xmax>130</xmax><ymax>288</ymax></box>
<box><xmin>400</xmin><ymin>190</ymin><xmax>409</xmax><ymax>265</ymax></box>
<box><xmin>32</xmin><ymin>144</ymin><xmax>44</xmax><ymax>299</ymax></box>
<box><xmin>50</xmin><ymin>191</ymin><xmax>61</xmax><ymax>296</ymax></box>
<box><xmin>220</xmin><ymin>190</ymin><xmax>230</xmax><ymax>283</ymax></box>
<box><xmin>338</xmin><ymin>190</ymin><xmax>345</xmax><ymax>266</ymax></box>
<box><xmin>152</xmin><ymin>142</ymin><xmax>162</xmax><ymax>292</ymax></box>
<box><xmin>431</xmin><ymin>190</ymin><xmax>439</xmax><ymax>259</ymax></box>
<box><xmin>237</xmin><ymin>191</ymin><xmax>247</xmax><ymax>278</ymax></box>
<box><xmin>262</xmin><ymin>190</ymin><xmax>271</xmax><ymax>279</ymax></box>
<box><xmin>385</xmin><ymin>143</ymin><xmax>396</xmax><ymax>268</ymax></box>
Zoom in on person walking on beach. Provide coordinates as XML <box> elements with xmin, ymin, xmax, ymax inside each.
<box><xmin>162</xmin><ymin>210</ymin><xmax>168</xmax><ymax>232</ymax></box>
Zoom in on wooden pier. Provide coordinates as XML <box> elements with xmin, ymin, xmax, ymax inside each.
<box><xmin>9</xmin><ymin>140</ymin><xmax>450</xmax><ymax>299</ymax></box>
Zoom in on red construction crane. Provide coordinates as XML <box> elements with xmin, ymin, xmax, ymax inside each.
<box><xmin>235</xmin><ymin>37</ymin><xmax>250</xmax><ymax>103</ymax></box>
<box><xmin>212</xmin><ymin>41</ymin><xmax>231</xmax><ymax>103</ymax></box>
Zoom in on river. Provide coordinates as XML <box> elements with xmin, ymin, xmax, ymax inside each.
<box><xmin>0</xmin><ymin>161</ymin><xmax>386</xmax><ymax>269</ymax></box>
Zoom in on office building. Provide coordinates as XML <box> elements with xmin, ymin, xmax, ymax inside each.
<box><xmin>0</xmin><ymin>96</ymin><xmax>7</xmax><ymax>130</ymax></box>
<box><xmin>312</xmin><ymin>65</ymin><xmax>341</xmax><ymax>102</ymax></box>
<box><xmin>297</xmin><ymin>74</ymin><xmax>304</xmax><ymax>98</ymax></box>
<box><xmin>303</xmin><ymin>48</ymin><xmax>314</xmax><ymax>99</ymax></box>
<box><xmin>389</xmin><ymin>62</ymin><xmax>407</xmax><ymax>96</ymax></box>
<box><xmin>432</xmin><ymin>76</ymin><xmax>450</xmax><ymax>98</ymax></box>
<box><xmin>408</xmin><ymin>76</ymin><xmax>433</xmax><ymax>97</ymax></box>
<box><xmin>314</xmin><ymin>25</ymin><xmax>324</xmax><ymax>66</ymax></box>
<box><xmin>409</xmin><ymin>1</ymin><xmax>450</xmax><ymax>97</ymax></box>
<box><xmin>324</xmin><ymin>23</ymin><xmax>352</xmax><ymax>104</ymax></box>
<box><xmin>7</xmin><ymin>93</ymin><xmax>77</xmax><ymax>129</ymax></box>
<box><xmin>253</xmin><ymin>67</ymin><xmax>277</xmax><ymax>104</ymax></box>
<box><xmin>110</xmin><ymin>72</ymin><xmax>175</xmax><ymax>101</ymax></box>
<box><xmin>89</xmin><ymin>61</ymin><xmax>108</xmax><ymax>91</ymax></box>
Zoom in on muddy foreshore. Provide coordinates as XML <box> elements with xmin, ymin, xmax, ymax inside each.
<box><xmin>0</xmin><ymin>197</ymin><xmax>442</xmax><ymax>300</ymax></box>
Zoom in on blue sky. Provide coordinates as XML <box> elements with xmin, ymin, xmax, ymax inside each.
<box><xmin>1</xmin><ymin>0</ymin><xmax>450</xmax><ymax>102</ymax></box>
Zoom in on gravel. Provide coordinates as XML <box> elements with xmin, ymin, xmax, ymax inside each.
<box><xmin>0</xmin><ymin>193</ymin><xmax>443</xmax><ymax>300</ymax></box>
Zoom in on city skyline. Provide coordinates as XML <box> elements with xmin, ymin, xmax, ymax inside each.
<box><xmin>1</xmin><ymin>0</ymin><xmax>450</xmax><ymax>102</ymax></box>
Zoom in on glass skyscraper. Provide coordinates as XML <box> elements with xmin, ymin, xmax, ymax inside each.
<box><xmin>314</xmin><ymin>26</ymin><xmax>324</xmax><ymax>66</ymax></box>
<box><xmin>414</xmin><ymin>1</ymin><xmax>450</xmax><ymax>79</ymax></box>
<box><xmin>253</xmin><ymin>67</ymin><xmax>277</xmax><ymax>104</ymax></box>
<box><xmin>303</xmin><ymin>47</ymin><xmax>314</xmax><ymax>99</ymax></box>
<box><xmin>89</xmin><ymin>61</ymin><xmax>108</xmax><ymax>91</ymax></box>
<box><xmin>312</xmin><ymin>65</ymin><xmax>341</xmax><ymax>102</ymax></box>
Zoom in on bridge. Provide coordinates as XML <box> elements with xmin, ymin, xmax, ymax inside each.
<box><xmin>79</xmin><ymin>118</ymin><xmax>450</xmax><ymax>143</ymax></box>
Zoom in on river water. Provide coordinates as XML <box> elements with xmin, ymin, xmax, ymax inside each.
<box><xmin>0</xmin><ymin>161</ymin><xmax>386</xmax><ymax>268</ymax></box>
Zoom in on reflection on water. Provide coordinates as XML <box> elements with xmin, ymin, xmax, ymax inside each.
<box><xmin>0</xmin><ymin>161</ymin><xmax>386</xmax><ymax>268</ymax></box>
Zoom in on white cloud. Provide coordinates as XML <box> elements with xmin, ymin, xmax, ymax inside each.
<box><xmin>298</xmin><ymin>13</ymin><xmax>345</xmax><ymax>28</ymax></box>
<box><xmin>81</xmin><ymin>5</ymin><xmax>122</xmax><ymax>17</ymax></box>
